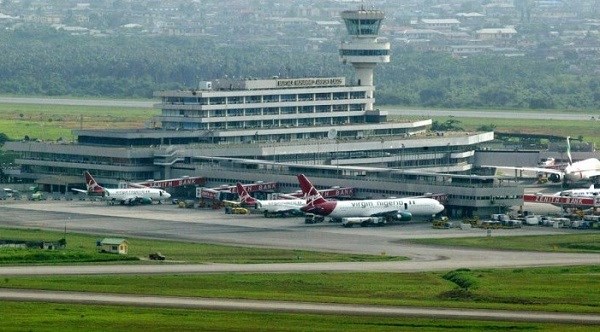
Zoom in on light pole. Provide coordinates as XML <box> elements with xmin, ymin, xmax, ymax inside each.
<box><xmin>380</xmin><ymin>138</ymin><xmax>385</xmax><ymax>165</ymax></box>
<box><xmin>446</xmin><ymin>143</ymin><xmax>451</xmax><ymax>172</ymax></box>
<box><xmin>336</xmin><ymin>139</ymin><xmax>340</xmax><ymax>176</ymax></box>
<box><xmin>400</xmin><ymin>143</ymin><xmax>405</xmax><ymax>168</ymax></box>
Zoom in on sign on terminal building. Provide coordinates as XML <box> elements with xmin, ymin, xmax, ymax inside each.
<box><xmin>275</xmin><ymin>77</ymin><xmax>345</xmax><ymax>88</ymax></box>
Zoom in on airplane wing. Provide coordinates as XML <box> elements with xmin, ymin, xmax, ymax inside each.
<box><xmin>222</xmin><ymin>200</ymin><xmax>242</xmax><ymax>207</ymax></box>
<box><xmin>370</xmin><ymin>209</ymin><xmax>403</xmax><ymax>217</ymax></box>
<box><xmin>258</xmin><ymin>201</ymin><xmax>303</xmax><ymax>214</ymax></box>
<box><xmin>270</xmin><ymin>204</ymin><xmax>302</xmax><ymax>213</ymax></box>
<box><xmin>586</xmin><ymin>171</ymin><xmax>600</xmax><ymax>180</ymax></box>
<box><xmin>482</xmin><ymin>165</ymin><xmax>564</xmax><ymax>176</ymax></box>
<box><xmin>71</xmin><ymin>188</ymin><xmax>88</xmax><ymax>194</ymax></box>
<box><xmin>122</xmin><ymin>195</ymin><xmax>146</xmax><ymax>205</ymax></box>
<box><xmin>274</xmin><ymin>193</ymin><xmax>304</xmax><ymax>200</ymax></box>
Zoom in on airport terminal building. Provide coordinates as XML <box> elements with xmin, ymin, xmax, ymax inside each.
<box><xmin>3</xmin><ymin>7</ymin><xmax>523</xmax><ymax>217</ymax></box>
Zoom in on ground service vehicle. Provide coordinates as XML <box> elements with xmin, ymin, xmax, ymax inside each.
<box><xmin>341</xmin><ymin>217</ymin><xmax>386</xmax><ymax>227</ymax></box>
<box><xmin>304</xmin><ymin>214</ymin><xmax>325</xmax><ymax>224</ymax></box>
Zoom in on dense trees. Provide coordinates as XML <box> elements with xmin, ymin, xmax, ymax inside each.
<box><xmin>2</xmin><ymin>26</ymin><xmax>600</xmax><ymax>110</ymax></box>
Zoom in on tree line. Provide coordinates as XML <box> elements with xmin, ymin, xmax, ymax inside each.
<box><xmin>2</xmin><ymin>26</ymin><xmax>600</xmax><ymax>110</ymax></box>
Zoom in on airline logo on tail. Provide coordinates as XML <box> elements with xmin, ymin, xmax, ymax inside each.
<box><xmin>566</xmin><ymin>136</ymin><xmax>573</xmax><ymax>165</ymax></box>
<box><xmin>297</xmin><ymin>174</ymin><xmax>327</xmax><ymax>207</ymax></box>
<box><xmin>84</xmin><ymin>171</ymin><xmax>106</xmax><ymax>195</ymax></box>
<box><xmin>236</xmin><ymin>183</ymin><xmax>257</xmax><ymax>205</ymax></box>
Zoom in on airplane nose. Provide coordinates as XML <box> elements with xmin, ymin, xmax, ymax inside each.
<box><xmin>436</xmin><ymin>203</ymin><xmax>445</xmax><ymax>213</ymax></box>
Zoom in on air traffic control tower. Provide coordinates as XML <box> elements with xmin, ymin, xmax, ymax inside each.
<box><xmin>339</xmin><ymin>7</ymin><xmax>390</xmax><ymax>111</ymax></box>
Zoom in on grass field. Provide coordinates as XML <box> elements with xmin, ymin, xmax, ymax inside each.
<box><xmin>0</xmin><ymin>102</ymin><xmax>598</xmax><ymax>144</ymax></box>
<box><xmin>2</xmin><ymin>230</ymin><xmax>600</xmax><ymax>330</ymax></box>
<box><xmin>3</xmin><ymin>265</ymin><xmax>600</xmax><ymax>313</ymax></box>
<box><xmin>2</xmin><ymin>227</ymin><xmax>600</xmax><ymax>314</ymax></box>
<box><xmin>0</xmin><ymin>103</ymin><xmax>157</xmax><ymax>141</ymax></box>
<box><xmin>409</xmin><ymin>233</ymin><xmax>600</xmax><ymax>253</ymax></box>
<box><xmin>2</xmin><ymin>301</ymin><xmax>584</xmax><ymax>332</ymax></box>
<box><xmin>388</xmin><ymin>110</ymin><xmax>600</xmax><ymax>146</ymax></box>
<box><xmin>0</xmin><ymin>227</ymin><xmax>404</xmax><ymax>264</ymax></box>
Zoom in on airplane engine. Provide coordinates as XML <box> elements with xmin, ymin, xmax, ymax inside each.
<box><xmin>139</xmin><ymin>197</ymin><xmax>153</xmax><ymax>205</ymax></box>
<box><xmin>396</xmin><ymin>212</ymin><xmax>412</xmax><ymax>221</ymax></box>
<box><xmin>548</xmin><ymin>174</ymin><xmax>562</xmax><ymax>183</ymax></box>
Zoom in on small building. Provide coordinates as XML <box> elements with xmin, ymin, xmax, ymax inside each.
<box><xmin>97</xmin><ymin>238</ymin><xmax>128</xmax><ymax>254</ymax></box>
<box><xmin>476</xmin><ymin>27</ymin><xmax>517</xmax><ymax>41</ymax></box>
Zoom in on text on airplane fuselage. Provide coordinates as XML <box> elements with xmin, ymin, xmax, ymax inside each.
<box><xmin>349</xmin><ymin>200</ymin><xmax>408</xmax><ymax>208</ymax></box>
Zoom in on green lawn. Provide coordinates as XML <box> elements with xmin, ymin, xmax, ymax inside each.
<box><xmin>0</xmin><ymin>227</ymin><xmax>404</xmax><ymax>264</ymax></box>
<box><xmin>0</xmin><ymin>103</ymin><xmax>157</xmax><ymax>141</ymax></box>
<box><xmin>2</xmin><ymin>301</ymin><xmax>581</xmax><ymax>332</ymax></box>
<box><xmin>2</xmin><ymin>230</ymin><xmax>600</xmax><ymax>329</ymax></box>
<box><xmin>408</xmin><ymin>233</ymin><xmax>600</xmax><ymax>253</ymax></box>
<box><xmin>3</xmin><ymin>266</ymin><xmax>600</xmax><ymax>314</ymax></box>
<box><xmin>0</xmin><ymin>102</ymin><xmax>598</xmax><ymax>144</ymax></box>
<box><xmin>389</xmin><ymin>110</ymin><xmax>600</xmax><ymax>146</ymax></box>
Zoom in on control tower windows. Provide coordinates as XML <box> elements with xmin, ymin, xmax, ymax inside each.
<box><xmin>344</xmin><ymin>19</ymin><xmax>382</xmax><ymax>36</ymax></box>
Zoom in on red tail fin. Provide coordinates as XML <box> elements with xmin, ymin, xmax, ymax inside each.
<box><xmin>236</xmin><ymin>182</ymin><xmax>257</xmax><ymax>205</ymax></box>
<box><xmin>84</xmin><ymin>171</ymin><xmax>105</xmax><ymax>195</ymax></box>
<box><xmin>297</xmin><ymin>174</ymin><xmax>327</xmax><ymax>206</ymax></box>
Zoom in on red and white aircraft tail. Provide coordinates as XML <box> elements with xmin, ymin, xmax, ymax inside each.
<box><xmin>236</xmin><ymin>182</ymin><xmax>257</xmax><ymax>205</ymax></box>
<box><xmin>83</xmin><ymin>171</ymin><xmax>106</xmax><ymax>196</ymax></box>
<box><xmin>297</xmin><ymin>174</ymin><xmax>328</xmax><ymax>206</ymax></box>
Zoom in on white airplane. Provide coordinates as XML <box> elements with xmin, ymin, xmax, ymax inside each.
<box><xmin>236</xmin><ymin>182</ymin><xmax>306</xmax><ymax>217</ymax></box>
<box><xmin>556</xmin><ymin>184</ymin><xmax>599</xmax><ymax>197</ymax></box>
<box><xmin>296</xmin><ymin>174</ymin><xmax>445</xmax><ymax>226</ymax></box>
<box><xmin>485</xmin><ymin>137</ymin><xmax>600</xmax><ymax>185</ymax></box>
<box><xmin>73</xmin><ymin>171</ymin><xmax>171</xmax><ymax>205</ymax></box>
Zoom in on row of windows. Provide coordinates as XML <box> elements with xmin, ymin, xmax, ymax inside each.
<box><xmin>163</xmin><ymin>104</ymin><xmax>366</xmax><ymax>118</ymax></box>
<box><xmin>340</xmin><ymin>49</ymin><xmax>389</xmax><ymax>56</ymax></box>
<box><xmin>21</xmin><ymin>152</ymin><xmax>150</xmax><ymax>166</ymax></box>
<box><xmin>452</xmin><ymin>195</ymin><xmax>522</xmax><ymax>201</ymax></box>
<box><xmin>162</xmin><ymin>116</ymin><xmax>365</xmax><ymax>130</ymax></box>
<box><xmin>164</xmin><ymin>91</ymin><xmax>367</xmax><ymax>105</ymax></box>
<box><xmin>25</xmin><ymin>166</ymin><xmax>154</xmax><ymax>185</ymax></box>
